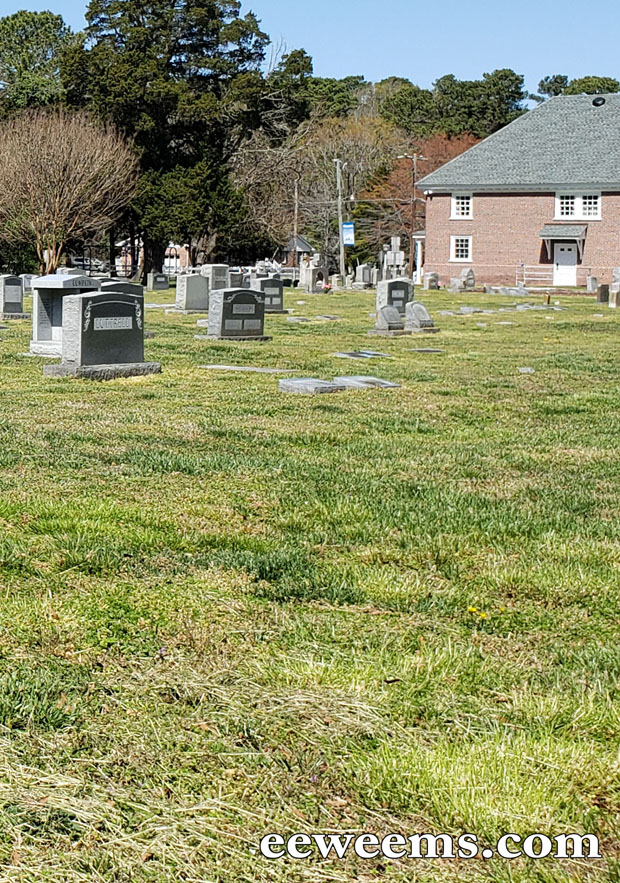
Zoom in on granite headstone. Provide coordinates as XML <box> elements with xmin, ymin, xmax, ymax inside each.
<box><xmin>597</xmin><ymin>284</ymin><xmax>610</xmax><ymax>304</ymax></box>
<box><xmin>0</xmin><ymin>275</ymin><xmax>28</xmax><ymax>319</ymax></box>
<box><xmin>147</xmin><ymin>272</ymin><xmax>169</xmax><ymax>291</ymax></box>
<box><xmin>376</xmin><ymin>278</ymin><xmax>413</xmax><ymax>315</ymax></box>
<box><xmin>257</xmin><ymin>278</ymin><xmax>286</xmax><ymax>313</ymax></box>
<box><xmin>30</xmin><ymin>274</ymin><xmax>100</xmax><ymax>356</ymax></box>
<box><xmin>176</xmin><ymin>274</ymin><xmax>209</xmax><ymax>311</ymax></box>
<box><xmin>404</xmin><ymin>301</ymin><xmax>439</xmax><ymax>333</ymax></box>
<box><xmin>43</xmin><ymin>290</ymin><xmax>161</xmax><ymax>380</ymax></box>
<box><xmin>200</xmin><ymin>288</ymin><xmax>270</xmax><ymax>341</ymax></box>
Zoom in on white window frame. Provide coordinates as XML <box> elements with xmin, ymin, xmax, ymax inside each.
<box><xmin>554</xmin><ymin>192</ymin><xmax>601</xmax><ymax>221</ymax></box>
<box><xmin>450</xmin><ymin>193</ymin><xmax>473</xmax><ymax>219</ymax></box>
<box><xmin>450</xmin><ymin>235</ymin><xmax>472</xmax><ymax>263</ymax></box>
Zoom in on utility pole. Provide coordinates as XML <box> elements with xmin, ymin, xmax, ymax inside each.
<box><xmin>293</xmin><ymin>176</ymin><xmax>299</xmax><ymax>272</ymax></box>
<box><xmin>334</xmin><ymin>158</ymin><xmax>346</xmax><ymax>279</ymax></box>
<box><xmin>398</xmin><ymin>153</ymin><xmax>426</xmax><ymax>277</ymax></box>
<box><xmin>410</xmin><ymin>154</ymin><xmax>416</xmax><ymax>277</ymax></box>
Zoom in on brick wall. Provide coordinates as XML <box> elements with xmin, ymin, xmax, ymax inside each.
<box><xmin>424</xmin><ymin>192</ymin><xmax>620</xmax><ymax>286</ymax></box>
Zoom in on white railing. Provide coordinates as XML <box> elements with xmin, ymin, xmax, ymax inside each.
<box><xmin>516</xmin><ymin>265</ymin><xmax>554</xmax><ymax>286</ymax></box>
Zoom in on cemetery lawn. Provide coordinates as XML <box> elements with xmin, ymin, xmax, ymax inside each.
<box><xmin>0</xmin><ymin>288</ymin><xmax>618</xmax><ymax>882</ymax></box>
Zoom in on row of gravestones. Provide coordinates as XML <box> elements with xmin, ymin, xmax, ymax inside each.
<box><xmin>16</xmin><ymin>269</ymin><xmax>439</xmax><ymax>381</ymax></box>
<box><xmin>176</xmin><ymin>275</ymin><xmax>287</xmax><ymax>314</ymax></box>
<box><xmin>590</xmin><ymin>268</ymin><xmax>620</xmax><ymax>307</ymax></box>
<box><xmin>421</xmin><ymin>268</ymin><xmax>475</xmax><ymax>292</ymax></box>
<box><xmin>173</xmin><ymin>265</ymin><xmax>331</xmax><ymax>309</ymax></box>
<box><xmin>26</xmin><ymin>273</ymin><xmax>285</xmax><ymax>377</ymax></box>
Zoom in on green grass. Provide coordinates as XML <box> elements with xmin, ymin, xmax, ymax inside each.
<box><xmin>0</xmin><ymin>288</ymin><xmax>617</xmax><ymax>880</ymax></box>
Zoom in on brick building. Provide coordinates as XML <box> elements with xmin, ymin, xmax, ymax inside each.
<box><xmin>418</xmin><ymin>94</ymin><xmax>620</xmax><ymax>287</ymax></box>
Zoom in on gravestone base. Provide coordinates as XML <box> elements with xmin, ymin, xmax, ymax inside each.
<box><xmin>30</xmin><ymin>341</ymin><xmax>62</xmax><ymax>356</ymax></box>
<box><xmin>165</xmin><ymin>308</ymin><xmax>209</xmax><ymax>315</ymax></box>
<box><xmin>195</xmin><ymin>333</ymin><xmax>272</xmax><ymax>342</ymax></box>
<box><xmin>1</xmin><ymin>312</ymin><xmax>30</xmax><ymax>320</ymax></box>
<box><xmin>43</xmin><ymin>361</ymin><xmax>162</xmax><ymax>381</ymax></box>
<box><xmin>367</xmin><ymin>328</ymin><xmax>411</xmax><ymax>337</ymax></box>
<box><xmin>368</xmin><ymin>327</ymin><xmax>440</xmax><ymax>338</ymax></box>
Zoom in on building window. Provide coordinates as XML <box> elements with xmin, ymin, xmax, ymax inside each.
<box><xmin>559</xmin><ymin>195</ymin><xmax>576</xmax><ymax>217</ymax></box>
<box><xmin>451</xmin><ymin>194</ymin><xmax>472</xmax><ymax>218</ymax></box>
<box><xmin>450</xmin><ymin>235</ymin><xmax>472</xmax><ymax>262</ymax></box>
<box><xmin>582</xmin><ymin>194</ymin><xmax>600</xmax><ymax>217</ymax></box>
<box><xmin>554</xmin><ymin>193</ymin><xmax>601</xmax><ymax>220</ymax></box>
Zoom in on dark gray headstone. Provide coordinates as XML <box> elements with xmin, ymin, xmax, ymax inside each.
<box><xmin>0</xmin><ymin>275</ymin><xmax>26</xmax><ymax>317</ymax></box>
<box><xmin>258</xmin><ymin>278</ymin><xmax>285</xmax><ymax>312</ymax></box>
<box><xmin>376</xmin><ymin>278</ymin><xmax>413</xmax><ymax>315</ymax></box>
<box><xmin>63</xmin><ymin>291</ymin><xmax>145</xmax><ymax>365</ymax></box>
<box><xmin>204</xmin><ymin>288</ymin><xmax>269</xmax><ymax>340</ymax></box>
<box><xmin>42</xmin><ymin>290</ymin><xmax>161</xmax><ymax>380</ymax></box>
<box><xmin>597</xmin><ymin>284</ymin><xmax>610</xmax><ymax>304</ymax></box>
<box><xmin>101</xmin><ymin>280</ymin><xmax>144</xmax><ymax>296</ymax></box>
<box><xmin>147</xmin><ymin>272</ymin><xmax>169</xmax><ymax>291</ymax></box>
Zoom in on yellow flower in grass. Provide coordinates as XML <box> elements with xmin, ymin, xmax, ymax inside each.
<box><xmin>468</xmin><ymin>606</ymin><xmax>478</xmax><ymax>613</ymax></box>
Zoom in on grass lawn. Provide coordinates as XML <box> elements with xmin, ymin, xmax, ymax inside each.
<box><xmin>0</xmin><ymin>287</ymin><xmax>617</xmax><ymax>880</ymax></box>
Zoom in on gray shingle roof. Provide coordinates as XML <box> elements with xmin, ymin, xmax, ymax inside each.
<box><xmin>286</xmin><ymin>234</ymin><xmax>314</xmax><ymax>253</ymax></box>
<box><xmin>539</xmin><ymin>224</ymin><xmax>587</xmax><ymax>238</ymax></box>
<box><xmin>418</xmin><ymin>94</ymin><xmax>620</xmax><ymax>192</ymax></box>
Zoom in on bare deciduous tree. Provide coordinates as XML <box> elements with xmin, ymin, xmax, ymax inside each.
<box><xmin>234</xmin><ymin>116</ymin><xmax>404</xmax><ymax>265</ymax></box>
<box><xmin>0</xmin><ymin>108</ymin><xmax>138</xmax><ymax>273</ymax></box>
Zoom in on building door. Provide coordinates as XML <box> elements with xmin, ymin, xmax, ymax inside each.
<box><xmin>553</xmin><ymin>243</ymin><xmax>577</xmax><ymax>286</ymax></box>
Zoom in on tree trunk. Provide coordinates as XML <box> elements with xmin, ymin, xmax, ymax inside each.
<box><xmin>109</xmin><ymin>227</ymin><xmax>117</xmax><ymax>276</ymax></box>
<box><xmin>142</xmin><ymin>235</ymin><xmax>166</xmax><ymax>284</ymax></box>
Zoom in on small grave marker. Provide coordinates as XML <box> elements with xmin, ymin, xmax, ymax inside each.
<box><xmin>0</xmin><ymin>275</ymin><xmax>29</xmax><ymax>319</ymax></box>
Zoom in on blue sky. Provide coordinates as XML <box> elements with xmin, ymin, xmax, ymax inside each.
<box><xmin>3</xmin><ymin>0</ymin><xmax>618</xmax><ymax>94</ymax></box>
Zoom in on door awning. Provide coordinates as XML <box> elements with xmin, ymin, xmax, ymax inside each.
<box><xmin>539</xmin><ymin>224</ymin><xmax>587</xmax><ymax>239</ymax></box>
<box><xmin>540</xmin><ymin>225</ymin><xmax>587</xmax><ymax>260</ymax></box>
